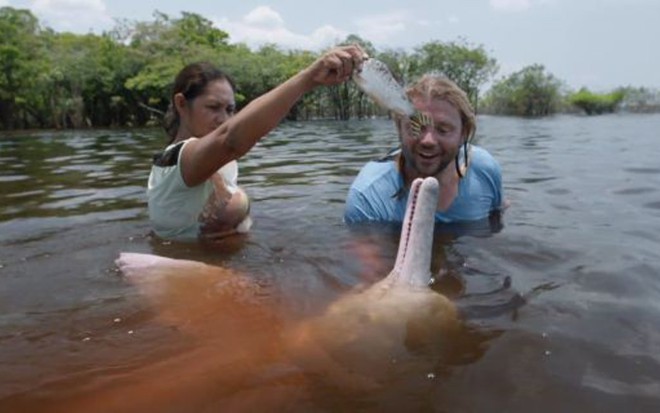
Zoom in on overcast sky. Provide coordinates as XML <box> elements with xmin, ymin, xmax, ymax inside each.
<box><xmin>3</xmin><ymin>0</ymin><xmax>659</xmax><ymax>91</ymax></box>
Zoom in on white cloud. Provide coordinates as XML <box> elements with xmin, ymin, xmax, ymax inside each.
<box><xmin>489</xmin><ymin>0</ymin><xmax>532</xmax><ymax>12</ymax></box>
<box><xmin>354</xmin><ymin>10</ymin><xmax>410</xmax><ymax>44</ymax></box>
<box><xmin>601</xmin><ymin>0</ymin><xmax>656</xmax><ymax>4</ymax></box>
<box><xmin>214</xmin><ymin>8</ymin><xmax>433</xmax><ymax>51</ymax></box>
<box><xmin>0</xmin><ymin>0</ymin><xmax>9</xmax><ymax>7</ymax></box>
<box><xmin>489</xmin><ymin>0</ymin><xmax>556</xmax><ymax>12</ymax></box>
<box><xmin>214</xmin><ymin>6</ymin><xmax>346</xmax><ymax>50</ymax></box>
<box><xmin>242</xmin><ymin>5</ymin><xmax>284</xmax><ymax>28</ymax></box>
<box><xmin>31</xmin><ymin>0</ymin><xmax>113</xmax><ymax>32</ymax></box>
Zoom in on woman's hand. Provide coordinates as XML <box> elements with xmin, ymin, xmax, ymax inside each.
<box><xmin>304</xmin><ymin>44</ymin><xmax>368</xmax><ymax>87</ymax></box>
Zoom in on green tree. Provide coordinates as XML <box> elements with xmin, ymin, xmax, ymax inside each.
<box><xmin>218</xmin><ymin>44</ymin><xmax>316</xmax><ymax>119</ymax></box>
<box><xmin>411</xmin><ymin>39</ymin><xmax>498</xmax><ymax>110</ymax></box>
<box><xmin>482</xmin><ymin>64</ymin><xmax>563</xmax><ymax>117</ymax></box>
<box><xmin>366</xmin><ymin>48</ymin><xmax>417</xmax><ymax>119</ymax></box>
<box><xmin>123</xmin><ymin>11</ymin><xmax>233</xmax><ymax>124</ymax></box>
<box><xmin>568</xmin><ymin>87</ymin><xmax>625</xmax><ymax>115</ymax></box>
<box><xmin>320</xmin><ymin>34</ymin><xmax>378</xmax><ymax>120</ymax></box>
<box><xmin>376</xmin><ymin>48</ymin><xmax>414</xmax><ymax>83</ymax></box>
<box><xmin>343</xmin><ymin>34</ymin><xmax>376</xmax><ymax>57</ymax></box>
<box><xmin>279</xmin><ymin>48</ymin><xmax>317</xmax><ymax>120</ymax></box>
<box><xmin>617</xmin><ymin>86</ymin><xmax>660</xmax><ymax>113</ymax></box>
<box><xmin>0</xmin><ymin>7</ymin><xmax>45</xmax><ymax>128</ymax></box>
<box><xmin>41</xmin><ymin>32</ymin><xmax>121</xmax><ymax>128</ymax></box>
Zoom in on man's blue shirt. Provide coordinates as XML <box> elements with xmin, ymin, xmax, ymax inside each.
<box><xmin>344</xmin><ymin>145</ymin><xmax>503</xmax><ymax>224</ymax></box>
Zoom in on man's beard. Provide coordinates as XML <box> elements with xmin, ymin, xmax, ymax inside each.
<box><xmin>402</xmin><ymin>147</ymin><xmax>456</xmax><ymax>178</ymax></box>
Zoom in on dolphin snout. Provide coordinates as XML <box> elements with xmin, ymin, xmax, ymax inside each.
<box><xmin>417</xmin><ymin>177</ymin><xmax>439</xmax><ymax>196</ymax></box>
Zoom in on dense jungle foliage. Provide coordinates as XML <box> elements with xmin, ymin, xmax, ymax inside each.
<box><xmin>1</xmin><ymin>7</ymin><xmax>658</xmax><ymax>130</ymax></box>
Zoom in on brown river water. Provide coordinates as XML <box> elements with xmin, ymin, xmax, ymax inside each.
<box><xmin>1</xmin><ymin>115</ymin><xmax>659</xmax><ymax>412</ymax></box>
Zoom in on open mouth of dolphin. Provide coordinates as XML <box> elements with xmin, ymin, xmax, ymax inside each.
<box><xmin>388</xmin><ymin>177</ymin><xmax>440</xmax><ymax>288</ymax></box>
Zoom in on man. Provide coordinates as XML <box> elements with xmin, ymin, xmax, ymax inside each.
<box><xmin>344</xmin><ymin>74</ymin><xmax>504</xmax><ymax>225</ymax></box>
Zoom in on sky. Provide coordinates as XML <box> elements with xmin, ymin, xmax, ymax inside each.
<box><xmin>3</xmin><ymin>0</ymin><xmax>659</xmax><ymax>91</ymax></box>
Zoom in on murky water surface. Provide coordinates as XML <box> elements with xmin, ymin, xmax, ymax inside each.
<box><xmin>1</xmin><ymin>115</ymin><xmax>660</xmax><ymax>412</ymax></box>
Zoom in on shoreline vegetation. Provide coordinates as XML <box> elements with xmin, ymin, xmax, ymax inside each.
<box><xmin>1</xmin><ymin>7</ymin><xmax>659</xmax><ymax>131</ymax></box>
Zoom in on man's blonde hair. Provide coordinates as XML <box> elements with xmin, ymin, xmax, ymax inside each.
<box><xmin>406</xmin><ymin>74</ymin><xmax>476</xmax><ymax>141</ymax></box>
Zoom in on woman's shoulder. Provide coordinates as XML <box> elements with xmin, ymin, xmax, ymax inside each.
<box><xmin>152</xmin><ymin>137</ymin><xmax>199</xmax><ymax>167</ymax></box>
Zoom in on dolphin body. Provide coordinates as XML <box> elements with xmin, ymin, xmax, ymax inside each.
<box><xmin>284</xmin><ymin>177</ymin><xmax>458</xmax><ymax>389</ymax></box>
<box><xmin>49</xmin><ymin>177</ymin><xmax>455</xmax><ymax>412</ymax></box>
<box><xmin>120</xmin><ymin>177</ymin><xmax>457</xmax><ymax>390</ymax></box>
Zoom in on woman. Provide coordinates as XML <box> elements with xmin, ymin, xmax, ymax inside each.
<box><xmin>148</xmin><ymin>45</ymin><xmax>366</xmax><ymax>241</ymax></box>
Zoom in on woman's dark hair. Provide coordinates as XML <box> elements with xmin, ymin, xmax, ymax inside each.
<box><xmin>163</xmin><ymin>62</ymin><xmax>236</xmax><ymax>143</ymax></box>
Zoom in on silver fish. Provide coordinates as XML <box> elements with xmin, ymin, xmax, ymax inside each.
<box><xmin>353</xmin><ymin>58</ymin><xmax>415</xmax><ymax>117</ymax></box>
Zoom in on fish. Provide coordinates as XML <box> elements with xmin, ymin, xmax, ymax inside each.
<box><xmin>53</xmin><ymin>177</ymin><xmax>455</xmax><ymax>411</ymax></box>
<box><xmin>353</xmin><ymin>58</ymin><xmax>416</xmax><ymax>117</ymax></box>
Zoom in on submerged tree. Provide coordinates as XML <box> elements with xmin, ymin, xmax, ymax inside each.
<box><xmin>568</xmin><ymin>88</ymin><xmax>625</xmax><ymax>115</ymax></box>
<box><xmin>617</xmin><ymin>86</ymin><xmax>660</xmax><ymax>113</ymax></box>
<box><xmin>481</xmin><ymin>64</ymin><xmax>563</xmax><ymax>117</ymax></box>
<box><xmin>0</xmin><ymin>7</ymin><xmax>46</xmax><ymax>128</ymax></box>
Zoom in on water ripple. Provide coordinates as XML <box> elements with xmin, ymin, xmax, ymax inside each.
<box><xmin>1</xmin><ymin>116</ymin><xmax>660</xmax><ymax>410</ymax></box>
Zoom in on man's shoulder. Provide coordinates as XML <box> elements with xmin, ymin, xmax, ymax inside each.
<box><xmin>469</xmin><ymin>145</ymin><xmax>500</xmax><ymax>175</ymax></box>
<box><xmin>351</xmin><ymin>160</ymin><xmax>399</xmax><ymax>191</ymax></box>
<box><xmin>345</xmin><ymin>160</ymin><xmax>402</xmax><ymax>224</ymax></box>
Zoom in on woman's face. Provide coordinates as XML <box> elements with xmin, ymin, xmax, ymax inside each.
<box><xmin>178</xmin><ymin>79</ymin><xmax>235</xmax><ymax>138</ymax></box>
